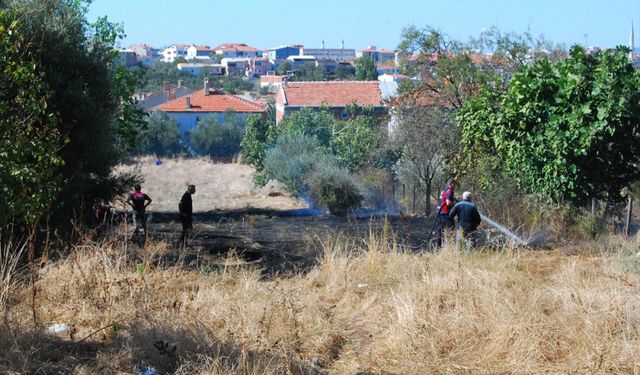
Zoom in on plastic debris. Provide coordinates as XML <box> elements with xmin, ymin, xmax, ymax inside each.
<box><xmin>134</xmin><ymin>364</ymin><xmax>157</xmax><ymax>375</ymax></box>
<box><xmin>47</xmin><ymin>323</ymin><xmax>69</xmax><ymax>334</ymax></box>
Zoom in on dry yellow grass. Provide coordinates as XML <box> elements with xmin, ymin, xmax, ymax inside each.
<box><xmin>2</xmin><ymin>230</ymin><xmax>640</xmax><ymax>374</ymax></box>
<box><xmin>113</xmin><ymin>157</ymin><xmax>307</xmax><ymax>212</ymax></box>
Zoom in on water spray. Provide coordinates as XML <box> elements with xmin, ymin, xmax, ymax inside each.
<box><xmin>480</xmin><ymin>213</ymin><xmax>529</xmax><ymax>247</ymax></box>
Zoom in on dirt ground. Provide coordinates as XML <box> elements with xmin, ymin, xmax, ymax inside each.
<box><xmin>113</xmin><ymin>157</ymin><xmax>307</xmax><ymax>213</ymax></box>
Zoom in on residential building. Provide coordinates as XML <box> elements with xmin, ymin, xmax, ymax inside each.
<box><xmin>248</xmin><ymin>58</ymin><xmax>273</xmax><ymax>77</ymax></box>
<box><xmin>357</xmin><ymin>46</ymin><xmax>397</xmax><ymax>63</ymax></box>
<box><xmin>160</xmin><ymin>44</ymin><xmax>189</xmax><ymax>63</ymax></box>
<box><xmin>221</xmin><ymin>58</ymin><xmax>250</xmax><ymax>76</ymax></box>
<box><xmin>154</xmin><ymin>79</ymin><xmax>266</xmax><ymax>139</ymax></box>
<box><xmin>137</xmin><ymin>81</ymin><xmax>195</xmax><ymax>111</ymax></box>
<box><xmin>267</xmin><ymin>45</ymin><xmax>303</xmax><ymax>60</ymax></box>
<box><xmin>260</xmin><ymin>74</ymin><xmax>284</xmax><ymax>92</ymax></box>
<box><xmin>275</xmin><ymin>81</ymin><xmax>386</xmax><ymax>123</ymax></box>
<box><xmin>213</xmin><ymin>43</ymin><xmax>262</xmax><ymax>58</ymax></box>
<box><xmin>186</xmin><ymin>45</ymin><xmax>214</xmax><ymax>61</ymax></box>
<box><xmin>177</xmin><ymin>63</ymin><xmax>225</xmax><ymax>75</ymax></box>
<box><xmin>116</xmin><ymin>49</ymin><xmax>138</xmax><ymax>67</ymax></box>
<box><xmin>301</xmin><ymin>46</ymin><xmax>355</xmax><ymax>62</ymax></box>
<box><xmin>129</xmin><ymin>44</ymin><xmax>161</xmax><ymax>66</ymax></box>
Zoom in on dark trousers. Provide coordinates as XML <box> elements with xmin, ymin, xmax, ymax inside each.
<box><xmin>180</xmin><ymin>214</ymin><xmax>193</xmax><ymax>243</ymax></box>
<box><xmin>436</xmin><ymin>213</ymin><xmax>455</xmax><ymax>247</ymax></box>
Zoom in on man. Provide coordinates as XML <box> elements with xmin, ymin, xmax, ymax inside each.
<box><xmin>127</xmin><ymin>184</ymin><xmax>152</xmax><ymax>233</ymax></box>
<box><xmin>449</xmin><ymin>191</ymin><xmax>482</xmax><ymax>253</ymax></box>
<box><xmin>179</xmin><ymin>184</ymin><xmax>196</xmax><ymax>244</ymax></box>
<box><xmin>435</xmin><ymin>179</ymin><xmax>457</xmax><ymax>247</ymax></box>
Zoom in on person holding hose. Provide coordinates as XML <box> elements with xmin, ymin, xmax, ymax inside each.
<box><xmin>449</xmin><ymin>191</ymin><xmax>482</xmax><ymax>253</ymax></box>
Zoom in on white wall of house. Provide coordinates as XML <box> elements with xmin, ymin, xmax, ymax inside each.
<box><xmin>160</xmin><ymin>45</ymin><xmax>188</xmax><ymax>63</ymax></box>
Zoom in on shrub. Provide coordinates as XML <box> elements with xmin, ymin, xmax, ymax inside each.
<box><xmin>190</xmin><ymin>117</ymin><xmax>244</xmax><ymax>157</ymax></box>
<box><xmin>139</xmin><ymin>111</ymin><xmax>183</xmax><ymax>156</ymax></box>
<box><xmin>263</xmin><ymin>133</ymin><xmax>325</xmax><ymax>192</ymax></box>
<box><xmin>305</xmin><ymin>162</ymin><xmax>365</xmax><ymax>215</ymax></box>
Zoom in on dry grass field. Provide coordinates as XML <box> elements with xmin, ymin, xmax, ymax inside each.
<box><xmin>113</xmin><ymin>157</ymin><xmax>306</xmax><ymax>212</ymax></box>
<box><xmin>1</xmin><ymin>232</ymin><xmax>640</xmax><ymax>374</ymax></box>
<box><xmin>1</xmin><ymin>159</ymin><xmax>640</xmax><ymax>374</ymax></box>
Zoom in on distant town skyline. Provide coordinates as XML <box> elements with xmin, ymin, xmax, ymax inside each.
<box><xmin>88</xmin><ymin>0</ymin><xmax>640</xmax><ymax>50</ymax></box>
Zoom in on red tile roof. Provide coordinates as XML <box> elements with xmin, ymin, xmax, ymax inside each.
<box><xmin>195</xmin><ymin>45</ymin><xmax>212</xmax><ymax>51</ymax></box>
<box><xmin>156</xmin><ymin>89</ymin><xmax>266</xmax><ymax>113</ymax></box>
<box><xmin>281</xmin><ymin>81</ymin><xmax>382</xmax><ymax>107</ymax></box>
<box><xmin>214</xmin><ymin>43</ymin><xmax>260</xmax><ymax>52</ymax></box>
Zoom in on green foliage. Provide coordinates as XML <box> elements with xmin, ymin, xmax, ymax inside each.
<box><xmin>458</xmin><ymin>46</ymin><xmax>640</xmax><ymax>204</ymax></box>
<box><xmin>336</xmin><ymin>63</ymin><xmax>356</xmax><ymax>80</ymax></box>
<box><xmin>139</xmin><ymin>111</ymin><xmax>182</xmax><ymax>156</ymax></box>
<box><xmin>0</xmin><ymin>0</ymin><xmax>146</xmax><ymax>234</ymax></box>
<box><xmin>293</xmin><ymin>63</ymin><xmax>325</xmax><ymax>81</ymax></box>
<box><xmin>0</xmin><ymin>10</ymin><xmax>63</xmax><ymax>228</ymax></box>
<box><xmin>278</xmin><ymin>61</ymin><xmax>292</xmax><ymax>76</ymax></box>
<box><xmin>263</xmin><ymin>133</ymin><xmax>326</xmax><ymax>193</ymax></box>
<box><xmin>190</xmin><ymin>117</ymin><xmax>244</xmax><ymax>157</ymax></box>
<box><xmin>223</xmin><ymin>77</ymin><xmax>254</xmax><ymax>94</ymax></box>
<box><xmin>305</xmin><ymin>162</ymin><xmax>364</xmax><ymax>215</ymax></box>
<box><xmin>355</xmin><ymin>56</ymin><xmax>378</xmax><ymax>81</ymax></box>
<box><xmin>240</xmin><ymin>114</ymin><xmax>276</xmax><ymax>171</ymax></box>
<box><xmin>278</xmin><ymin>108</ymin><xmax>335</xmax><ymax>148</ymax></box>
<box><xmin>263</xmin><ymin>133</ymin><xmax>364</xmax><ymax>213</ymax></box>
<box><xmin>330</xmin><ymin>111</ymin><xmax>379</xmax><ymax>171</ymax></box>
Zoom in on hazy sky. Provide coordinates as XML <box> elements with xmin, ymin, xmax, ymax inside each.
<box><xmin>87</xmin><ymin>0</ymin><xmax>640</xmax><ymax>50</ymax></box>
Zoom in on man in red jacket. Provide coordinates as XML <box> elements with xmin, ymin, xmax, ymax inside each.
<box><xmin>127</xmin><ymin>184</ymin><xmax>152</xmax><ymax>233</ymax></box>
<box><xmin>435</xmin><ymin>179</ymin><xmax>457</xmax><ymax>247</ymax></box>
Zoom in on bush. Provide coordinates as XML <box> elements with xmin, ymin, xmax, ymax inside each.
<box><xmin>305</xmin><ymin>162</ymin><xmax>364</xmax><ymax>215</ymax></box>
<box><xmin>139</xmin><ymin>111</ymin><xmax>183</xmax><ymax>156</ymax></box>
<box><xmin>190</xmin><ymin>117</ymin><xmax>244</xmax><ymax>157</ymax></box>
<box><xmin>263</xmin><ymin>133</ymin><xmax>325</xmax><ymax>192</ymax></box>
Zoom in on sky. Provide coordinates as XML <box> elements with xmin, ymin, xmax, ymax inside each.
<box><xmin>87</xmin><ymin>0</ymin><xmax>640</xmax><ymax>51</ymax></box>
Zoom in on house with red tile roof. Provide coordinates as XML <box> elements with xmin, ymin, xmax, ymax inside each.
<box><xmin>213</xmin><ymin>43</ymin><xmax>262</xmax><ymax>58</ymax></box>
<box><xmin>357</xmin><ymin>46</ymin><xmax>397</xmax><ymax>63</ymax></box>
<box><xmin>275</xmin><ymin>81</ymin><xmax>386</xmax><ymax>124</ymax></box>
<box><xmin>155</xmin><ymin>79</ymin><xmax>266</xmax><ymax>139</ymax></box>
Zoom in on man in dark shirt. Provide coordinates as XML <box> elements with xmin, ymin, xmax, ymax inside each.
<box><xmin>179</xmin><ymin>185</ymin><xmax>196</xmax><ymax>244</ymax></box>
<box><xmin>127</xmin><ymin>184</ymin><xmax>152</xmax><ymax>233</ymax></box>
<box><xmin>449</xmin><ymin>191</ymin><xmax>482</xmax><ymax>253</ymax></box>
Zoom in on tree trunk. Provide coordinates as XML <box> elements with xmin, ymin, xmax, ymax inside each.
<box><xmin>425</xmin><ymin>180</ymin><xmax>432</xmax><ymax>216</ymax></box>
<box><xmin>591</xmin><ymin>198</ymin><xmax>597</xmax><ymax>216</ymax></box>
<box><xmin>625</xmin><ymin>196</ymin><xmax>633</xmax><ymax>237</ymax></box>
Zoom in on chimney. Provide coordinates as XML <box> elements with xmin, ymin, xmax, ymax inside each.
<box><xmin>177</xmin><ymin>80</ymin><xmax>183</xmax><ymax>88</ymax></box>
<box><xmin>162</xmin><ymin>80</ymin><xmax>170</xmax><ymax>93</ymax></box>
<box><xmin>204</xmin><ymin>77</ymin><xmax>210</xmax><ymax>96</ymax></box>
<box><xmin>185</xmin><ymin>96</ymin><xmax>191</xmax><ymax>110</ymax></box>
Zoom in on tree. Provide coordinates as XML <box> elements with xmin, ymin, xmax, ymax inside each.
<box><xmin>241</xmin><ymin>114</ymin><xmax>276</xmax><ymax>171</ymax></box>
<box><xmin>458</xmin><ymin>46</ymin><xmax>640</xmax><ymax>204</ymax></box>
<box><xmin>190</xmin><ymin>117</ymin><xmax>244</xmax><ymax>157</ymax></box>
<box><xmin>278</xmin><ymin>61</ymin><xmax>292</xmax><ymax>76</ymax></box>
<box><xmin>0</xmin><ymin>0</ymin><xmax>145</xmax><ymax>234</ymax></box>
<box><xmin>336</xmin><ymin>63</ymin><xmax>356</xmax><ymax>80</ymax></box>
<box><xmin>139</xmin><ymin>111</ymin><xmax>182</xmax><ymax>156</ymax></box>
<box><xmin>330</xmin><ymin>110</ymin><xmax>380</xmax><ymax>171</ymax></box>
<box><xmin>355</xmin><ymin>56</ymin><xmax>377</xmax><ymax>81</ymax></box>
<box><xmin>278</xmin><ymin>108</ymin><xmax>335</xmax><ymax>148</ymax></box>
<box><xmin>394</xmin><ymin>25</ymin><xmax>564</xmax><ymax>215</ymax></box>
<box><xmin>0</xmin><ymin>9</ymin><xmax>63</xmax><ymax>230</ymax></box>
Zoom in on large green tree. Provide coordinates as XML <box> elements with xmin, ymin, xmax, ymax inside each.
<box><xmin>355</xmin><ymin>56</ymin><xmax>378</xmax><ymax>81</ymax></box>
<box><xmin>0</xmin><ymin>0</ymin><xmax>145</xmax><ymax>234</ymax></box>
<box><xmin>0</xmin><ymin>10</ymin><xmax>62</xmax><ymax>230</ymax></box>
<box><xmin>458</xmin><ymin>46</ymin><xmax>640</xmax><ymax>204</ymax></box>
